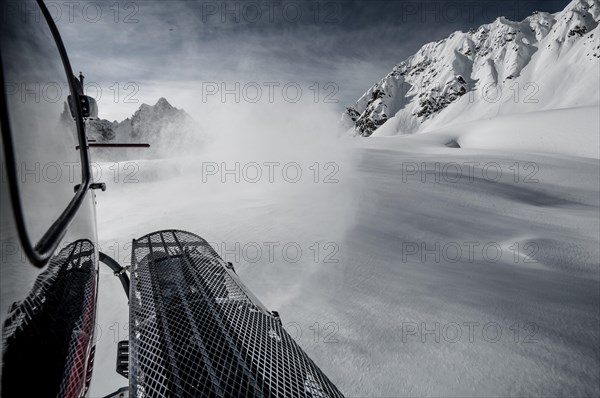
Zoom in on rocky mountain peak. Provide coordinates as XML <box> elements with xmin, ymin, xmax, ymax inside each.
<box><xmin>155</xmin><ymin>97</ymin><xmax>172</xmax><ymax>109</ymax></box>
<box><xmin>86</xmin><ymin>97</ymin><xmax>195</xmax><ymax>145</ymax></box>
<box><xmin>343</xmin><ymin>0</ymin><xmax>600</xmax><ymax>137</ymax></box>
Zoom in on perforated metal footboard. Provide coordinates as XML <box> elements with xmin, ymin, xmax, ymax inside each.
<box><xmin>129</xmin><ymin>230</ymin><xmax>344</xmax><ymax>398</ymax></box>
<box><xmin>2</xmin><ymin>240</ymin><xmax>98</xmax><ymax>398</ymax></box>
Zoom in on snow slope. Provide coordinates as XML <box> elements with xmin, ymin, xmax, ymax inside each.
<box><xmin>343</xmin><ymin>0</ymin><xmax>600</xmax><ymax>138</ymax></box>
<box><xmin>388</xmin><ymin>106</ymin><xmax>599</xmax><ymax>158</ymax></box>
<box><xmin>308</xmin><ymin>137</ymin><xmax>599</xmax><ymax>397</ymax></box>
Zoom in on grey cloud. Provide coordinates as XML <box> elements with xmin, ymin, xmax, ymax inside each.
<box><xmin>50</xmin><ymin>0</ymin><xmax>569</xmax><ymax>120</ymax></box>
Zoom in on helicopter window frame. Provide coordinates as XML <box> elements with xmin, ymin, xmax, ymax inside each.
<box><xmin>0</xmin><ymin>0</ymin><xmax>92</xmax><ymax>268</ymax></box>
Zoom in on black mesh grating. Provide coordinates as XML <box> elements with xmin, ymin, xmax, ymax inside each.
<box><xmin>129</xmin><ymin>230</ymin><xmax>344</xmax><ymax>398</ymax></box>
<box><xmin>2</xmin><ymin>240</ymin><xmax>98</xmax><ymax>398</ymax></box>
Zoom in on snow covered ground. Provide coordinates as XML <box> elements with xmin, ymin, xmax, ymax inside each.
<box><xmin>89</xmin><ymin>106</ymin><xmax>599</xmax><ymax>397</ymax></box>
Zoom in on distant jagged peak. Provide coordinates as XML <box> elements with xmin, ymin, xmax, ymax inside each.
<box><xmin>137</xmin><ymin>97</ymin><xmax>174</xmax><ymax>109</ymax></box>
<box><xmin>132</xmin><ymin>97</ymin><xmax>186</xmax><ymax>119</ymax></box>
<box><xmin>155</xmin><ymin>97</ymin><xmax>175</xmax><ymax>110</ymax></box>
<box><xmin>87</xmin><ymin>97</ymin><xmax>194</xmax><ymax>143</ymax></box>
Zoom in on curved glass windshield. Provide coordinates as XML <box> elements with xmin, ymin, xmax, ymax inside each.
<box><xmin>0</xmin><ymin>5</ymin><xmax>82</xmax><ymax>246</ymax></box>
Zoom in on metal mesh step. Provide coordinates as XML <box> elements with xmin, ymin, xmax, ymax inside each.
<box><xmin>2</xmin><ymin>240</ymin><xmax>97</xmax><ymax>398</ymax></box>
<box><xmin>129</xmin><ymin>230</ymin><xmax>344</xmax><ymax>398</ymax></box>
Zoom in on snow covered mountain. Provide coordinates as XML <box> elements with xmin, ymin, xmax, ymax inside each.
<box><xmin>87</xmin><ymin>97</ymin><xmax>199</xmax><ymax>150</ymax></box>
<box><xmin>87</xmin><ymin>98</ymin><xmax>190</xmax><ymax>142</ymax></box>
<box><xmin>343</xmin><ymin>0</ymin><xmax>600</xmax><ymax>138</ymax></box>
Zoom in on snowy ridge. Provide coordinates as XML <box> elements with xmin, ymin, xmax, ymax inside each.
<box><xmin>343</xmin><ymin>0</ymin><xmax>600</xmax><ymax>137</ymax></box>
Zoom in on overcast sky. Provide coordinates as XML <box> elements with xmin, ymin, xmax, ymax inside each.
<box><xmin>49</xmin><ymin>0</ymin><xmax>570</xmax><ymax>120</ymax></box>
